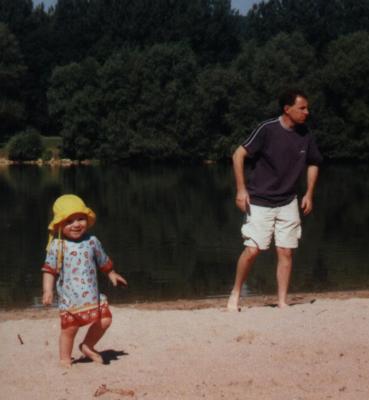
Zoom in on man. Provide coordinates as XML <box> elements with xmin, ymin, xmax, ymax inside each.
<box><xmin>227</xmin><ymin>89</ymin><xmax>322</xmax><ymax>310</ymax></box>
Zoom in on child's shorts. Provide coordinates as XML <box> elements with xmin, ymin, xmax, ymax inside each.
<box><xmin>241</xmin><ymin>198</ymin><xmax>301</xmax><ymax>250</ymax></box>
<box><xmin>60</xmin><ymin>302</ymin><xmax>112</xmax><ymax>329</ymax></box>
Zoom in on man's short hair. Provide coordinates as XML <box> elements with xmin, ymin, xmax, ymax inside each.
<box><xmin>278</xmin><ymin>89</ymin><xmax>308</xmax><ymax>114</ymax></box>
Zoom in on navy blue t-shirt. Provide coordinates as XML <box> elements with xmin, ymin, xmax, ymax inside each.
<box><xmin>242</xmin><ymin>117</ymin><xmax>323</xmax><ymax>207</ymax></box>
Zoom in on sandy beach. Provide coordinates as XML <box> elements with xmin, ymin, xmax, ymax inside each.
<box><xmin>1</xmin><ymin>291</ymin><xmax>369</xmax><ymax>400</ymax></box>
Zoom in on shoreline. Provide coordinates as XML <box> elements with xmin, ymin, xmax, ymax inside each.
<box><xmin>0</xmin><ymin>157</ymin><xmax>98</xmax><ymax>167</ymax></box>
<box><xmin>2</xmin><ymin>289</ymin><xmax>369</xmax><ymax>321</ymax></box>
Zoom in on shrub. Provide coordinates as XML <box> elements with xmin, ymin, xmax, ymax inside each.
<box><xmin>42</xmin><ymin>149</ymin><xmax>54</xmax><ymax>161</ymax></box>
<box><xmin>7</xmin><ymin>129</ymin><xmax>45</xmax><ymax>161</ymax></box>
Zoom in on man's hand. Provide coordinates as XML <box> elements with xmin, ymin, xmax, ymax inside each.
<box><xmin>302</xmin><ymin>165</ymin><xmax>319</xmax><ymax>215</ymax></box>
<box><xmin>301</xmin><ymin>194</ymin><xmax>313</xmax><ymax>215</ymax></box>
<box><xmin>235</xmin><ymin>190</ymin><xmax>250</xmax><ymax>213</ymax></box>
<box><xmin>108</xmin><ymin>270</ymin><xmax>128</xmax><ymax>287</ymax></box>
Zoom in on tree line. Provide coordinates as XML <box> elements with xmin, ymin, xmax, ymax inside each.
<box><xmin>1</xmin><ymin>0</ymin><xmax>368</xmax><ymax>162</ymax></box>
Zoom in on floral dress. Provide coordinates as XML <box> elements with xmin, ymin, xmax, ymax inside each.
<box><xmin>42</xmin><ymin>234</ymin><xmax>113</xmax><ymax>328</ymax></box>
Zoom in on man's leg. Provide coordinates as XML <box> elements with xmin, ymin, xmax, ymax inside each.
<box><xmin>276</xmin><ymin>246</ymin><xmax>293</xmax><ymax>308</ymax></box>
<box><xmin>227</xmin><ymin>246</ymin><xmax>260</xmax><ymax>310</ymax></box>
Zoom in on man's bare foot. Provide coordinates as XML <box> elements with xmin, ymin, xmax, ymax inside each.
<box><xmin>59</xmin><ymin>359</ymin><xmax>72</xmax><ymax>368</ymax></box>
<box><xmin>79</xmin><ymin>343</ymin><xmax>104</xmax><ymax>364</ymax></box>
<box><xmin>227</xmin><ymin>291</ymin><xmax>241</xmax><ymax>311</ymax></box>
<box><xmin>278</xmin><ymin>302</ymin><xmax>289</xmax><ymax>309</ymax></box>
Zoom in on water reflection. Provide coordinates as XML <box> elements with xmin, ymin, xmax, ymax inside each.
<box><xmin>0</xmin><ymin>163</ymin><xmax>368</xmax><ymax>308</ymax></box>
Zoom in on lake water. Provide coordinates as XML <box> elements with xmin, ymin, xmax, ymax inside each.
<box><xmin>0</xmin><ymin>163</ymin><xmax>368</xmax><ymax>309</ymax></box>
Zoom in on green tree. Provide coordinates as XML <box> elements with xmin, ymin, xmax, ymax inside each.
<box><xmin>49</xmin><ymin>44</ymin><xmax>199</xmax><ymax>162</ymax></box>
<box><xmin>0</xmin><ymin>22</ymin><xmax>27</xmax><ymax>141</ymax></box>
<box><xmin>225</xmin><ymin>43</ymin><xmax>260</xmax><ymax>148</ymax></box>
<box><xmin>50</xmin><ymin>0</ymin><xmax>241</xmax><ymax>65</ymax></box>
<box><xmin>52</xmin><ymin>0</ymin><xmax>100</xmax><ymax>65</ymax></box>
<box><xmin>0</xmin><ymin>1</ymin><xmax>56</xmax><ymax>134</ymax></box>
<box><xmin>189</xmin><ymin>65</ymin><xmax>241</xmax><ymax>160</ymax></box>
<box><xmin>248</xmin><ymin>32</ymin><xmax>316</xmax><ymax>113</ymax></box>
<box><xmin>20</xmin><ymin>4</ymin><xmax>54</xmax><ymax>133</ymax></box>
<box><xmin>99</xmin><ymin>43</ymin><xmax>198</xmax><ymax>161</ymax></box>
<box><xmin>48</xmin><ymin>57</ymin><xmax>101</xmax><ymax>159</ymax></box>
<box><xmin>7</xmin><ymin>128</ymin><xmax>44</xmax><ymax>161</ymax></box>
<box><xmin>0</xmin><ymin>0</ymin><xmax>33</xmax><ymax>37</ymax></box>
<box><xmin>317</xmin><ymin>31</ymin><xmax>369</xmax><ymax>161</ymax></box>
<box><xmin>181</xmin><ymin>0</ymin><xmax>241</xmax><ymax>64</ymax></box>
<box><xmin>224</xmin><ymin>33</ymin><xmax>317</xmax><ymax>152</ymax></box>
<box><xmin>244</xmin><ymin>0</ymin><xmax>369</xmax><ymax>49</ymax></box>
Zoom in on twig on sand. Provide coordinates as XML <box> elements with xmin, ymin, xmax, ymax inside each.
<box><xmin>94</xmin><ymin>384</ymin><xmax>135</xmax><ymax>397</ymax></box>
<box><xmin>17</xmin><ymin>334</ymin><xmax>24</xmax><ymax>344</ymax></box>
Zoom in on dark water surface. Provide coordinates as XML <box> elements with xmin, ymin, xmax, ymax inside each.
<box><xmin>0</xmin><ymin>163</ymin><xmax>368</xmax><ymax>308</ymax></box>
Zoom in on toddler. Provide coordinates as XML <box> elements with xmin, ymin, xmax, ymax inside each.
<box><xmin>42</xmin><ymin>194</ymin><xmax>127</xmax><ymax>367</ymax></box>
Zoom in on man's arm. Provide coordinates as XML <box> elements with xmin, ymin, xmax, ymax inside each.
<box><xmin>232</xmin><ymin>145</ymin><xmax>250</xmax><ymax>212</ymax></box>
<box><xmin>301</xmin><ymin>165</ymin><xmax>319</xmax><ymax>215</ymax></box>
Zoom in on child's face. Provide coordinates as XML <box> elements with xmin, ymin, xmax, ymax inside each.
<box><xmin>61</xmin><ymin>213</ymin><xmax>88</xmax><ymax>240</ymax></box>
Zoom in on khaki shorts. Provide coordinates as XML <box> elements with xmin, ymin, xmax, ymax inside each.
<box><xmin>241</xmin><ymin>198</ymin><xmax>301</xmax><ymax>250</ymax></box>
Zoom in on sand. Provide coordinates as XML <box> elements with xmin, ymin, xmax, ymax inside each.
<box><xmin>1</xmin><ymin>291</ymin><xmax>369</xmax><ymax>400</ymax></box>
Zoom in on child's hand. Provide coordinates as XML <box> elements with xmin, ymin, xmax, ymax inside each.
<box><xmin>108</xmin><ymin>270</ymin><xmax>128</xmax><ymax>287</ymax></box>
<box><xmin>42</xmin><ymin>290</ymin><xmax>53</xmax><ymax>305</ymax></box>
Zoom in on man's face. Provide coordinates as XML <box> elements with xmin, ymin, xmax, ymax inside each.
<box><xmin>284</xmin><ymin>96</ymin><xmax>309</xmax><ymax>125</ymax></box>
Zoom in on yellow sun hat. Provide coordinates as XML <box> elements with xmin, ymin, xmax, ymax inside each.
<box><xmin>48</xmin><ymin>194</ymin><xmax>96</xmax><ymax>234</ymax></box>
<box><xmin>46</xmin><ymin>194</ymin><xmax>96</xmax><ymax>273</ymax></box>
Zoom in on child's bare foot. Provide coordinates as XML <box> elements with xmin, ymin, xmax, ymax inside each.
<box><xmin>79</xmin><ymin>343</ymin><xmax>104</xmax><ymax>364</ymax></box>
<box><xmin>227</xmin><ymin>291</ymin><xmax>241</xmax><ymax>311</ymax></box>
<box><xmin>59</xmin><ymin>359</ymin><xmax>72</xmax><ymax>368</ymax></box>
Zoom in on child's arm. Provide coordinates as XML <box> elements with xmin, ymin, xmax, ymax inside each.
<box><xmin>42</xmin><ymin>238</ymin><xmax>59</xmax><ymax>305</ymax></box>
<box><xmin>107</xmin><ymin>270</ymin><xmax>128</xmax><ymax>287</ymax></box>
<box><xmin>93</xmin><ymin>236</ymin><xmax>128</xmax><ymax>287</ymax></box>
<box><xmin>42</xmin><ymin>272</ymin><xmax>55</xmax><ymax>305</ymax></box>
